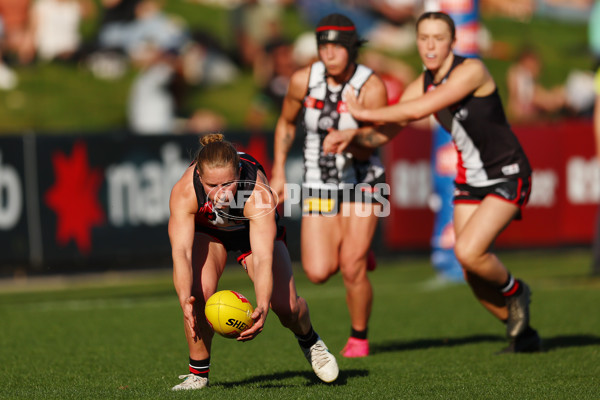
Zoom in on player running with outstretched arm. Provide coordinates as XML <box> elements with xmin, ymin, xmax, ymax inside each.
<box><xmin>324</xmin><ymin>11</ymin><xmax>541</xmax><ymax>353</ymax></box>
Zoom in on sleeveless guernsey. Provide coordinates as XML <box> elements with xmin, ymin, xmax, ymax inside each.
<box><xmin>193</xmin><ymin>153</ymin><xmax>265</xmax><ymax>233</ymax></box>
<box><xmin>301</xmin><ymin>61</ymin><xmax>385</xmax><ymax>190</ymax></box>
<box><xmin>423</xmin><ymin>54</ymin><xmax>531</xmax><ymax>187</ymax></box>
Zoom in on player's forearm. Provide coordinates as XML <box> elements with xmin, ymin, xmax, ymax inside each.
<box><xmin>361</xmin><ymin>101</ymin><xmax>420</xmax><ymax>125</ymax></box>
<box><xmin>247</xmin><ymin>205</ymin><xmax>276</xmax><ymax>310</ymax></box>
<box><xmin>353</xmin><ymin>123</ymin><xmax>400</xmax><ymax>149</ymax></box>
<box><xmin>172</xmin><ymin>254</ymin><xmax>194</xmax><ymax>305</ymax></box>
<box><xmin>273</xmin><ymin>118</ymin><xmax>296</xmax><ymax>170</ymax></box>
<box><xmin>252</xmin><ymin>257</ymin><xmax>274</xmax><ymax>311</ymax></box>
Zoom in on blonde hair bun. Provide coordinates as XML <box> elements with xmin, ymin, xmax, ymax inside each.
<box><xmin>199</xmin><ymin>133</ymin><xmax>224</xmax><ymax>147</ymax></box>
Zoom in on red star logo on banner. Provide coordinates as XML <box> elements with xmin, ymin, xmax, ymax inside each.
<box><xmin>44</xmin><ymin>141</ymin><xmax>105</xmax><ymax>254</ymax></box>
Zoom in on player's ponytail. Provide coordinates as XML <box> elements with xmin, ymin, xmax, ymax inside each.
<box><xmin>199</xmin><ymin>133</ymin><xmax>224</xmax><ymax>146</ymax></box>
<box><xmin>195</xmin><ymin>133</ymin><xmax>240</xmax><ymax>176</ymax></box>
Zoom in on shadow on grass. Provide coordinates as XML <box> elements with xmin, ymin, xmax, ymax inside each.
<box><xmin>541</xmin><ymin>334</ymin><xmax>600</xmax><ymax>351</ymax></box>
<box><xmin>214</xmin><ymin>368</ymin><xmax>368</xmax><ymax>389</ymax></box>
<box><xmin>370</xmin><ymin>333</ymin><xmax>600</xmax><ymax>355</ymax></box>
<box><xmin>371</xmin><ymin>334</ymin><xmax>505</xmax><ymax>354</ymax></box>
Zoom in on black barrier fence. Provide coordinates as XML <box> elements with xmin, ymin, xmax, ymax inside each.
<box><xmin>5</xmin><ymin>124</ymin><xmax>595</xmax><ymax>276</ymax></box>
<box><xmin>0</xmin><ymin>132</ymin><xmax>309</xmax><ymax>275</ymax></box>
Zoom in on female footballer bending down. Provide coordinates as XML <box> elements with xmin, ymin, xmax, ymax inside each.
<box><xmin>168</xmin><ymin>134</ymin><xmax>339</xmax><ymax>390</ymax></box>
<box><xmin>270</xmin><ymin>13</ymin><xmax>392</xmax><ymax>358</ymax></box>
<box><xmin>325</xmin><ymin>11</ymin><xmax>541</xmax><ymax>353</ymax></box>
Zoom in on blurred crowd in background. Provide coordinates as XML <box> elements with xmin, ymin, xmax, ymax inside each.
<box><xmin>0</xmin><ymin>0</ymin><xmax>597</xmax><ymax>135</ymax></box>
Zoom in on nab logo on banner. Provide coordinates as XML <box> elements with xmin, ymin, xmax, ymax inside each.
<box><xmin>43</xmin><ymin>141</ymin><xmax>190</xmax><ymax>256</ymax></box>
<box><xmin>40</xmin><ymin>135</ymin><xmax>271</xmax><ymax>258</ymax></box>
<box><xmin>0</xmin><ymin>150</ymin><xmax>23</xmax><ymax>230</ymax></box>
<box><xmin>44</xmin><ymin>141</ymin><xmax>105</xmax><ymax>255</ymax></box>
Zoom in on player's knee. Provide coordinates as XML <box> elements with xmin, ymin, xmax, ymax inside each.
<box><xmin>339</xmin><ymin>251</ymin><xmax>363</xmax><ymax>268</ymax></box>
<box><xmin>454</xmin><ymin>240</ymin><xmax>482</xmax><ymax>271</ymax></box>
<box><xmin>454</xmin><ymin>241</ymin><xmax>471</xmax><ymax>267</ymax></box>
<box><xmin>339</xmin><ymin>254</ymin><xmax>368</xmax><ymax>284</ymax></box>
<box><xmin>303</xmin><ymin>264</ymin><xmax>334</xmax><ymax>284</ymax></box>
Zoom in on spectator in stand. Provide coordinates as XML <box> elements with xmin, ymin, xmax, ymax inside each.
<box><xmin>128</xmin><ymin>45</ymin><xmax>227</xmax><ymax>135</ymax></box>
<box><xmin>296</xmin><ymin>0</ymin><xmax>418</xmax><ymax>53</ymax></box>
<box><xmin>128</xmin><ymin>48</ymin><xmax>185</xmax><ymax>135</ymax></box>
<box><xmin>94</xmin><ymin>1</ymin><xmax>187</xmax><ymax>58</ymax></box>
<box><xmin>0</xmin><ymin>58</ymin><xmax>16</xmax><ymax>89</ymax></box>
<box><xmin>84</xmin><ymin>0</ymin><xmax>141</xmax><ymax>79</ymax></box>
<box><xmin>507</xmin><ymin>45</ymin><xmax>596</xmax><ymax>122</ymax></box>
<box><xmin>87</xmin><ymin>0</ymin><xmax>191</xmax><ymax>80</ymax></box>
<box><xmin>229</xmin><ymin>0</ymin><xmax>290</xmax><ymax>69</ymax></box>
<box><xmin>291</xmin><ymin>31</ymin><xmax>319</xmax><ymax>67</ymax></box>
<box><xmin>245</xmin><ymin>37</ymin><xmax>298</xmax><ymax>131</ymax></box>
<box><xmin>253</xmin><ymin>38</ymin><xmax>297</xmax><ymax>109</ymax></box>
<box><xmin>506</xmin><ymin>46</ymin><xmax>567</xmax><ymax>122</ymax></box>
<box><xmin>535</xmin><ymin>0</ymin><xmax>593</xmax><ymax>22</ymax></box>
<box><xmin>29</xmin><ymin>0</ymin><xmax>96</xmax><ymax>63</ymax></box>
<box><xmin>95</xmin><ymin>0</ymin><xmax>141</xmax><ymax>52</ymax></box>
<box><xmin>0</xmin><ymin>0</ymin><xmax>35</xmax><ymax>65</ymax></box>
<box><xmin>124</xmin><ymin>0</ymin><xmax>189</xmax><ymax>63</ymax></box>
<box><xmin>479</xmin><ymin>0</ymin><xmax>535</xmax><ymax>21</ymax></box>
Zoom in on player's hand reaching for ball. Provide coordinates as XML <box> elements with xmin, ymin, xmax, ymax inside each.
<box><xmin>237</xmin><ymin>306</ymin><xmax>268</xmax><ymax>342</ymax></box>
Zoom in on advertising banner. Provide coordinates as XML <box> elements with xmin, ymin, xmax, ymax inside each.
<box><xmin>35</xmin><ymin>135</ymin><xmax>196</xmax><ymax>265</ymax></box>
<box><xmin>0</xmin><ymin>132</ymin><xmax>276</xmax><ymax>270</ymax></box>
<box><xmin>0</xmin><ymin>136</ymin><xmax>28</xmax><ymax>263</ymax></box>
<box><xmin>0</xmin><ymin>120</ymin><xmax>597</xmax><ymax>272</ymax></box>
<box><xmin>382</xmin><ymin>119</ymin><xmax>599</xmax><ymax>249</ymax></box>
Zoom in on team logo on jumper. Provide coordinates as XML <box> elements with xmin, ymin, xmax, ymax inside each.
<box><xmin>502</xmin><ymin>163</ymin><xmax>520</xmax><ymax>175</ymax></box>
<box><xmin>207</xmin><ymin>180</ymin><xmax>278</xmax><ymax>221</ymax></box>
<box><xmin>455</xmin><ymin>107</ymin><xmax>468</xmax><ymax>121</ymax></box>
<box><xmin>198</xmin><ymin>201</ymin><xmax>217</xmax><ymax>221</ymax></box>
<box><xmin>318</xmin><ymin>116</ymin><xmax>334</xmax><ymax>130</ymax></box>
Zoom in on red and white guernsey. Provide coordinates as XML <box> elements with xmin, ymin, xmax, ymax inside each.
<box><xmin>301</xmin><ymin>61</ymin><xmax>385</xmax><ymax>189</ymax></box>
<box><xmin>423</xmin><ymin>54</ymin><xmax>532</xmax><ymax>187</ymax></box>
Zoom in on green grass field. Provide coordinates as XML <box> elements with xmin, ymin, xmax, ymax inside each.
<box><xmin>1</xmin><ymin>249</ymin><xmax>599</xmax><ymax>399</ymax></box>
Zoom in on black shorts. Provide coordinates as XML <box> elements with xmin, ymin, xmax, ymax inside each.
<box><xmin>453</xmin><ymin>177</ymin><xmax>531</xmax><ymax>219</ymax></box>
<box><xmin>302</xmin><ymin>174</ymin><xmax>389</xmax><ymax>216</ymax></box>
<box><xmin>195</xmin><ymin>224</ymin><xmax>287</xmax><ymax>266</ymax></box>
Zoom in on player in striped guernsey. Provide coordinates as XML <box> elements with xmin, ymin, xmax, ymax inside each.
<box><xmin>325</xmin><ymin>11</ymin><xmax>541</xmax><ymax>353</ymax></box>
<box><xmin>271</xmin><ymin>13</ymin><xmax>393</xmax><ymax>358</ymax></box>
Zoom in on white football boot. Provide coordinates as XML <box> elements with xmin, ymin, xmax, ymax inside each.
<box><xmin>171</xmin><ymin>374</ymin><xmax>208</xmax><ymax>390</ymax></box>
<box><xmin>302</xmin><ymin>337</ymin><xmax>339</xmax><ymax>383</ymax></box>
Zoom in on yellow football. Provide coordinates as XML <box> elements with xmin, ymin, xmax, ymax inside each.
<box><xmin>205</xmin><ymin>290</ymin><xmax>254</xmax><ymax>338</ymax></box>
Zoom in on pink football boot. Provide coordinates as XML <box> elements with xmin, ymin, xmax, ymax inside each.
<box><xmin>341</xmin><ymin>337</ymin><xmax>369</xmax><ymax>358</ymax></box>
